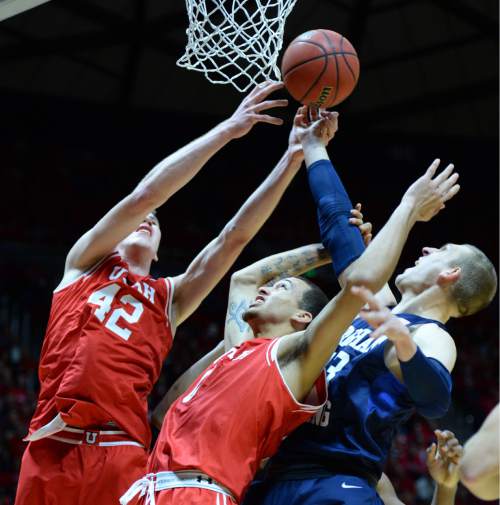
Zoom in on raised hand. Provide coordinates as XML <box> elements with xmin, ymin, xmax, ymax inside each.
<box><xmin>226</xmin><ymin>81</ymin><xmax>288</xmax><ymax>139</ymax></box>
<box><xmin>292</xmin><ymin>106</ymin><xmax>339</xmax><ymax>147</ymax></box>
<box><xmin>401</xmin><ymin>159</ymin><xmax>460</xmax><ymax>222</ymax></box>
<box><xmin>287</xmin><ymin>105</ymin><xmax>307</xmax><ymax>161</ymax></box>
<box><xmin>351</xmin><ymin>286</ymin><xmax>410</xmax><ymax>341</ymax></box>
<box><xmin>349</xmin><ymin>203</ymin><xmax>373</xmax><ymax>246</ymax></box>
<box><xmin>427</xmin><ymin>430</ymin><xmax>463</xmax><ymax>489</ymax></box>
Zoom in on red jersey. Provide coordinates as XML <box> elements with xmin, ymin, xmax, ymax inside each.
<box><xmin>148</xmin><ymin>338</ymin><xmax>327</xmax><ymax>502</ymax></box>
<box><xmin>28</xmin><ymin>253</ymin><xmax>174</xmax><ymax>448</ymax></box>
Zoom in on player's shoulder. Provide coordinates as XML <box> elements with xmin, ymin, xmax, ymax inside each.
<box><xmin>412</xmin><ymin>323</ymin><xmax>456</xmax><ymax>372</ymax></box>
<box><xmin>55</xmin><ymin>252</ymin><xmax>121</xmax><ymax>293</ymax></box>
<box><xmin>412</xmin><ymin>322</ymin><xmax>453</xmax><ymax>346</ymax></box>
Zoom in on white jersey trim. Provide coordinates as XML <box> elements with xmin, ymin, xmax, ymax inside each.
<box><xmin>120</xmin><ymin>470</ymin><xmax>235</xmax><ymax>505</ymax></box>
<box><xmin>164</xmin><ymin>276</ymin><xmax>176</xmax><ymax>338</ymax></box>
<box><xmin>47</xmin><ymin>435</ymin><xmax>144</xmax><ymax>448</ymax></box>
<box><xmin>267</xmin><ymin>338</ymin><xmax>327</xmax><ymax>414</ymax></box>
<box><xmin>53</xmin><ymin>252</ymin><xmax>120</xmax><ymax>293</ymax></box>
<box><xmin>98</xmin><ymin>440</ymin><xmax>144</xmax><ymax>447</ymax></box>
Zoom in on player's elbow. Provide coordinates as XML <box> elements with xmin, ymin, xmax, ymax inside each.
<box><xmin>459</xmin><ymin>463</ymin><xmax>497</xmax><ymax>500</ymax></box>
<box><xmin>220</xmin><ymin>221</ymin><xmax>252</xmax><ymax>249</ymax></box>
<box><xmin>230</xmin><ymin>269</ymin><xmax>255</xmax><ymax>287</ymax></box>
<box><xmin>129</xmin><ymin>186</ymin><xmax>159</xmax><ymax>213</ymax></box>
<box><xmin>460</xmin><ymin>463</ymin><xmax>481</xmax><ymax>488</ymax></box>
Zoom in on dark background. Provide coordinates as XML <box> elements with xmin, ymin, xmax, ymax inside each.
<box><xmin>0</xmin><ymin>0</ymin><xmax>498</xmax><ymax>503</ymax></box>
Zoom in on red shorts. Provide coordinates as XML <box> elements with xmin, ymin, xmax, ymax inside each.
<box><xmin>144</xmin><ymin>488</ymin><xmax>238</xmax><ymax>505</ymax></box>
<box><xmin>15</xmin><ymin>437</ymin><xmax>148</xmax><ymax>505</ymax></box>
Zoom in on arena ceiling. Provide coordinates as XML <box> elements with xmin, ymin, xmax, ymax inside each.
<box><xmin>0</xmin><ymin>0</ymin><xmax>498</xmax><ymax>138</ymax></box>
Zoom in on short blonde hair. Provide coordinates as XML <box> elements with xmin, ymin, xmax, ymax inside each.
<box><xmin>450</xmin><ymin>245</ymin><xmax>497</xmax><ymax>317</ymax></box>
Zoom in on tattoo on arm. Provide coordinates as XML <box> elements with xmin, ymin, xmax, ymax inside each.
<box><xmin>261</xmin><ymin>252</ymin><xmax>319</xmax><ymax>284</ymax></box>
<box><xmin>237</xmin><ymin>244</ymin><xmax>330</xmax><ymax>291</ymax></box>
<box><xmin>226</xmin><ymin>300</ymin><xmax>250</xmax><ymax>333</ymax></box>
<box><xmin>302</xmin><ymin>251</ymin><xmax>318</xmax><ymax>266</ymax></box>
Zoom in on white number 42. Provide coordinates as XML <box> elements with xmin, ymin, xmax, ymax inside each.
<box><xmin>88</xmin><ymin>284</ymin><xmax>143</xmax><ymax>341</ymax></box>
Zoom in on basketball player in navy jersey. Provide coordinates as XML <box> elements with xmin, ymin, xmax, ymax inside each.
<box><xmin>239</xmin><ymin>109</ymin><xmax>497</xmax><ymax>505</ymax></box>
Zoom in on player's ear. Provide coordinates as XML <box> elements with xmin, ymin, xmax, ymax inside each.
<box><xmin>291</xmin><ymin>310</ymin><xmax>312</xmax><ymax>330</ymax></box>
<box><xmin>437</xmin><ymin>266</ymin><xmax>461</xmax><ymax>287</ymax></box>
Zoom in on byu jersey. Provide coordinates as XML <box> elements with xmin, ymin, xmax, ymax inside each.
<box><xmin>268</xmin><ymin>313</ymin><xmax>449</xmax><ymax>481</ymax></box>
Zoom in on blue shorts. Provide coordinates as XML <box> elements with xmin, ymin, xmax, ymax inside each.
<box><xmin>242</xmin><ymin>474</ymin><xmax>384</xmax><ymax>505</ymax></box>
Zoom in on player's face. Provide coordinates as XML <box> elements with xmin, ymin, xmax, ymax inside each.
<box><xmin>243</xmin><ymin>277</ymin><xmax>310</xmax><ymax>325</ymax></box>
<box><xmin>119</xmin><ymin>213</ymin><xmax>162</xmax><ymax>259</ymax></box>
<box><xmin>395</xmin><ymin>243</ymin><xmax>467</xmax><ymax>292</ymax></box>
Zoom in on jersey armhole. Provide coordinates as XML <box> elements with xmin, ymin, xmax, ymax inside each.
<box><xmin>267</xmin><ymin>338</ymin><xmax>327</xmax><ymax>414</ymax></box>
<box><xmin>53</xmin><ymin>252</ymin><xmax>120</xmax><ymax>294</ymax></box>
<box><xmin>163</xmin><ymin>277</ymin><xmax>177</xmax><ymax>338</ymax></box>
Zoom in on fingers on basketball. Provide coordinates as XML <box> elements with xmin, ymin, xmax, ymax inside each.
<box><xmin>294</xmin><ymin>105</ymin><xmax>308</xmax><ymax>126</ymax></box>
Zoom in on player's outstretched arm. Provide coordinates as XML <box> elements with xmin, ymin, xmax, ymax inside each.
<box><xmin>298</xmin><ymin>107</ymin><xmax>399</xmax><ymax>306</ymax></box>
<box><xmin>279</xmin><ymin>155</ymin><xmax>460</xmax><ymax>399</ymax></box>
<box><xmin>224</xmin><ymin>244</ymin><xmax>331</xmax><ymax>349</ymax></box>
<box><xmin>151</xmin><ymin>341</ymin><xmax>225</xmax><ymax>429</ymax></box>
<box><xmin>459</xmin><ymin>403</ymin><xmax>500</xmax><ymax>500</ymax></box>
<box><xmin>170</xmin><ymin>108</ymin><xmax>330</xmax><ymax>329</ymax></box>
<box><xmin>349</xmin><ymin>204</ymin><xmax>397</xmax><ymax>307</ymax></box>
<box><xmin>62</xmin><ymin>81</ymin><xmax>287</xmax><ymax>283</ymax></box>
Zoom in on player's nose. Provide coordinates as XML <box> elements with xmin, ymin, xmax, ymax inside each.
<box><xmin>422</xmin><ymin>247</ymin><xmax>438</xmax><ymax>256</ymax></box>
<box><xmin>258</xmin><ymin>286</ymin><xmax>271</xmax><ymax>296</ymax></box>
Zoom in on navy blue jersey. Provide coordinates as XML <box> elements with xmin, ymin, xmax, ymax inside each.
<box><xmin>267</xmin><ymin>313</ymin><xmax>449</xmax><ymax>482</ymax></box>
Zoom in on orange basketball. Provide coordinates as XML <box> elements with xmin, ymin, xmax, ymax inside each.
<box><xmin>281</xmin><ymin>29</ymin><xmax>360</xmax><ymax>108</ymax></box>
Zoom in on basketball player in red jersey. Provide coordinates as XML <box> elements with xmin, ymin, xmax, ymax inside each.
<box><xmin>14</xmin><ymin>81</ymin><xmax>317</xmax><ymax>505</ymax></box>
<box><xmin>121</xmin><ymin>110</ymin><xmax>460</xmax><ymax>505</ymax></box>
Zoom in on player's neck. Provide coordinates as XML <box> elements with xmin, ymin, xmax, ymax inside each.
<box><xmin>392</xmin><ymin>286</ymin><xmax>452</xmax><ymax>323</ymax></box>
<box><xmin>120</xmin><ymin>249</ymin><xmax>153</xmax><ymax>277</ymax></box>
<box><xmin>250</xmin><ymin>320</ymin><xmax>295</xmax><ymax>339</ymax></box>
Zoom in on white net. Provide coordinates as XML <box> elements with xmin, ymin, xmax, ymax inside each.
<box><xmin>177</xmin><ymin>0</ymin><xmax>299</xmax><ymax>92</ymax></box>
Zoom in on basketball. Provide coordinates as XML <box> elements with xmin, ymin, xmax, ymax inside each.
<box><xmin>281</xmin><ymin>29</ymin><xmax>360</xmax><ymax>108</ymax></box>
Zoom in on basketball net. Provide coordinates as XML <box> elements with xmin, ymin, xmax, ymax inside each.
<box><xmin>177</xmin><ymin>0</ymin><xmax>299</xmax><ymax>92</ymax></box>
